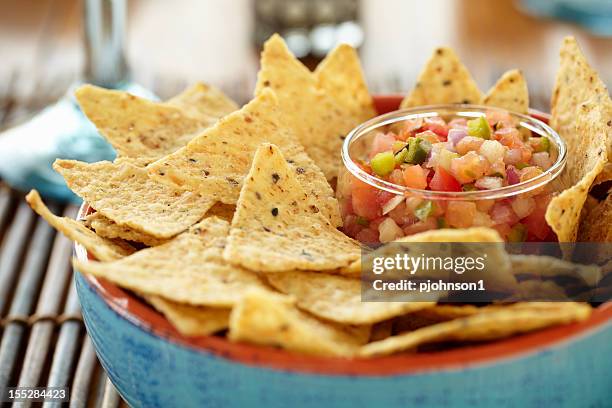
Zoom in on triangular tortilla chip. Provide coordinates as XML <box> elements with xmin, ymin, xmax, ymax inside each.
<box><xmin>73</xmin><ymin>217</ymin><xmax>272</xmax><ymax>307</ymax></box>
<box><xmin>266</xmin><ymin>271</ymin><xmax>435</xmax><ymax>325</ymax></box>
<box><xmin>359</xmin><ymin>302</ymin><xmax>591</xmax><ymax>357</ymax></box>
<box><xmin>255</xmin><ymin>34</ymin><xmax>365</xmax><ymax>180</ymax></box>
<box><xmin>84</xmin><ymin>212</ymin><xmax>167</xmax><ymax>247</ymax></box>
<box><xmin>167</xmin><ymin>82</ymin><xmax>238</xmax><ymax>120</ymax></box>
<box><xmin>551</xmin><ymin>36</ymin><xmax>611</xmax><ymax>189</ymax></box>
<box><xmin>314</xmin><ymin>43</ymin><xmax>376</xmax><ymax>122</ymax></box>
<box><xmin>25</xmin><ymin>190</ymin><xmax>134</xmax><ymax>261</ymax></box>
<box><xmin>484</xmin><ymin>69</ymin><xmax>529</xmax><ymax>114</ymax></box>
<box><xmin>148</xmin><ymin>89</ymin><xmax>341</xmax><ymax>226</ymax></box>
<box><xmin>54</xmin><ymin>159</ymin><xmax>215</xmax><ymax>238</ymax></box>
<box><xmin>75</xmin><ymin>85</ymin><xmax>215</xmax><ymax>159</ymax></box>
<box><xmin>546</xmin><ymin>99</ymin><xmax>610</xmax><ymax>241</ymax></box>
<box><xmin>578</xmin><ymin>194</ymin><xmax>612</xmax><ymax>242</ymax></box>
<box><xmin>401</xmin><ymin>47</ymin><xmax>483</xmax><ymax>108</ymax></box>
<box><xmin>224</xmin><ymin>143</ymin><xmax>361</xmax><ymax>272</ymax></box>
<box><xmin>144</xmin><ymin>295</ymin><xmax>230</xmax><ymax>336</ymax></box>
<box><xmin>228</xmin><ymin>290</ymin><xmax>367</xmax><ymax>357</ymax></box>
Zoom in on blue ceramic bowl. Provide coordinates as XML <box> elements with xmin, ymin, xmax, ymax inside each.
<box><xmin>74</xmin><ymin>96</ymin><xmax>612</xmax><ymax>407</ymax></box>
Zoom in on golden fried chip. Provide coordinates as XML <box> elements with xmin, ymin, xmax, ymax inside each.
<box><xmin>224</xmin><ymin>144</ymin><xmax>361</xmax><ymax>272</ymax></box>
<box><xmin>73</xmin><ymin>218</ymin><xmax>271</xmax><ymax>307</ymax></box>
<box><xmin>255</xmin><ymin>34</ymin><xmax>366</xmax><ymax>181</ymax></box>
<box><xmin>84</xmin><ymin>212</ymin><xmax>167</xmax><ymax>247</ymax></box>
<box><xmin>401</xmin><ymin>47</ymin><xmax>483</xmax><ymax>108</ymax></box>
<box><xmin>144</xmin><ymin>295</ymin><xmax>230</xmax><ymax>337</ymax></box>
<box><xmin>266</xmin><ymin>271</ymin><xmax>435</xmax><ymax>325</ymax></box>
<box><xmin>54</xmin><ymin>159</ymin><xmax>215</xmax><ymax>239</ymax></box>
<box><xmin>369</xmin><ymin>320</ymin><xmax>393</xmax><ymax>342</ymax></box>
<box><xmin>25</xmin><ymin>190</ymin><xmax>134</xmax><ymax>261</ymax></box>
<box><xmin>546</xmin><ymin>99</ymin><xmax>610</xmax><ymax>241</ymax></box>
<box><xmin>167</xmin><ymin>82</ymin><xmax>238</xmax><ymax>120</ymax></box>
<box><xmin>579</xmin><ymin>194</ymin><xmax>612</xmax><ymax>244</ymax></box>
<box><xmin>484</xmin><ymin>69</ymin><xmax>529</xmax><ymax>114</ymax></box>
<box><xmin>509</xmin><ymin>254</ymin><xmax>602</xmax><ymax>287</ymax></box>
<box><xmin>75</xmin><ymin>85</ymin><xmax>214</xmax><ymax>159</ymax></box>
<box><xmin>204</xmin><ymin>202</ymin><xmax>236</xmax><ymax>223</ymax></box>
<box><xmin>551</xmin><ymin>36</ymin><xmax>611</xmax><ymax>189</ymax></box>
<box><xmin>148</xmin><ymin>90</ymin><xmax>341</xmax><ymax>226</ymax></box>
<box><xmin>359</xmin><ymin>302</ymin><xmax>591</xmax><ymax>357</ymax></box>
<box><xmin>228</xmin><ymin>290</ymin><xmax>366</xmax><ymax>357</ymax></box>
<box><xmin>314</xmin><ymin>43</ymin><xmax>376</xmax><ymax>122</ymax></box>
<box><xmin>394</xmin><ymin>227</ymin><xmax>517</xmax><ymax>292</ymax></box>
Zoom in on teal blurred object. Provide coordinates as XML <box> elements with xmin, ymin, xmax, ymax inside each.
<box><xmin>0</xmin><ymin>0</ymin><xmax>155</xmax><ymax>202</ymax></box>
<box><xmin>519</xmin><ymin>0</ymin><xmax>612</xmax><ymax>36</ymax></box>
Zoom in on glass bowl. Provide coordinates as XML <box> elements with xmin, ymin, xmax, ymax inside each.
<box><xmin>337</xmin><ymin>104</ymin><xmax>567</xmax><ymax>244</ymax></box>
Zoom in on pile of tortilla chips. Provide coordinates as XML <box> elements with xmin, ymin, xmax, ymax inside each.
<box><xmin>26</xmin><ymin>35</ymin><xmax>607</xmax><ymax>359</ymax></box>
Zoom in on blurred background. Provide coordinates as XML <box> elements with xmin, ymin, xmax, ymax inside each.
<box><xmin>1</xmin><ymin>0</ymin><xmax>611</xmax><ymax>128</ymax></box>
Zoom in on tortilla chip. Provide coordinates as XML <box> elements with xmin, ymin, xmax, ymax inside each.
<box><xmin>148</xmin><ymin>89</ymin><xmax>341</xmax><ymax>226</ymax></box>
<box><xmin>359</xmin><ymin>302</ymin><xmax>591</xmax><ymax>357</ymax></box>
<box><xmin>509</xmin><ymin>254</ymin><xmax>602</xmax><ymax>287</ymax></box>
<box><xmin>314</xmin><ymin>43</ymin><xmax>376</xmax><ymax>122</ymax></box>
<box><xmin>25</xmin><ymin>190</ymin><xmax>134</xmax><ymax>261</ymax></box>
<box><xmin>545</xmin><ymin>99</ymin><xmax>610</xmax><ymax>241</ymax></box>
<box><xmin>75</xmin><ymin>85</ymin><xmax>215</xmax><ymax>159</ymax></box>
<box><xmin>552</xmin><ymin>37</ymin><xmax>611</xmax><ymax>185</ymax></box>
<box><xmin>484</xmin><ymin>69</ymin><xmax>529</xmax><ymax>114</ymax></box>
<box><xmin>266</xmin><ymin>271</ymin><xmax>435</xmax><ymax>325</ymax></box>
<box><xmin>84</xmin><ymin>212</ymin><xmax>167</xmax><ymax>247</ymax></box>
<box><xmin>369</xmin><ymin>320</ymin><xmax>393</xmax><ymax>342</ymax></box>
<box><xmin>228</xmin><ymin>290</ymin><xmax>366</xmax><ymax>357</ymax></box>
<box><xmin>255</xmin><ymin>34</ymin><xmax>364</xmax><ymax>181</ymax></box>
<box><xmin>144</xmin><ymin>295</ymin><xmax>230</xmax><ymax>336</ymax></box>
<box><xmin>578</xmin><ymin>194</ymin><xmax>612</xmax><ymax>242</ymax></box>
<box><xmin>593</xmin><ymin>163</ymin><xmax>612</xmax><ymax>187</ymax></box>
<box><xmin>394</xmin><ymin>227</ymin><xmax>517</xmax><ymax>292</ymax></box>
<box><xmin>204</xmin><ymin>202</ymin><xmax>236</xmax><ymax>223</ymax></box>
<box><xmin>224</xmin><ymin>143</ymin><xmax>361</xmax><ymax>272</ymax></box>
<box><xmin>73</xmin><ymin>217</ymin><xmax>271</xmax><ymax>307</ymax></box>
<box><xmin>400</xmin><ymin>47</ymin><xmax>483</xmax><ymax>108</ymax></box>
<box><xmin>54</xmin><ymin>159</ymin><xmax>215</xmax><ymax>239</ymax></box>
<box><xmin>166</xmin><ymin>82</ymin><xmax>238</xmax><ymax>120</ymax></box>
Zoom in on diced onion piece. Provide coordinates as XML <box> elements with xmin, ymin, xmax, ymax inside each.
<box><xmin>504</xmin><ymin>148</ymin><xmax>523</xmax><ymax>165</ymax></box>
<box><xmin>531</xmin><ymin>152</ymin><xmax>552</xmax><ymax>170</ymax></box>
<box><xmin>382</xmin><ymin>195</ymin><xmax>405</xmax><ymax>215</ymax></box>
<box><xmin>378</xmin><ymin>218</ymin><xmax>404</xmax><ymax>243</ymax></box>
<box><xmin>472</xmin><ymin>211</ymin><xmax>494</xmax><ymax>227</ymax></box>
<box><xmin>479</xmin><ymin>140</ymin><xmax>506</xmax><ymax>164</ymax></box>
<box><xmin>448</xmin><ymin>128</ymin><xmax>467</xmax><ymax>146</ymax></box>
<box><xmin>475</xmin><ymin>176</ymin><xmax>503</xmax><ymax>190</ymax></box>
<box><xmin>507</xmin><ymin>166</ymin><xmax>520</xmax><ymax>185</ymax></box>
<box><xmin>456</xmin><ymin>136</ymin><xmax>485</xmax><ymax>155</ymax></box>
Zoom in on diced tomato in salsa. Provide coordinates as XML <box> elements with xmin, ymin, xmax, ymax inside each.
<box><xmin>429</xmin><ymin>167</ymin><xmax>461</xmax><ymax>192</ymax></box>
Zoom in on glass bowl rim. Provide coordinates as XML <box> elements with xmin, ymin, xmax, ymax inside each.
<box><xmin>341</xmin><ymin>104</ymin><xmax>567</xmax><ymax>200</ymax></box>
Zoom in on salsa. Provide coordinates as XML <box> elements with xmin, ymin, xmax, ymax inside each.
<box><xmin>339</xmin><ymin>111</ymin><xmax>557</xmax><ymax>243</ymax></box>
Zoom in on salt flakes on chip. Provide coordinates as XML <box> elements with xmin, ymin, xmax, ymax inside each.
<box><xmin>484</xmin><ymin>69</ymin><xmax>529</xmax><ymax>114</ymax></box>
<box><xmin>148</xmin><ymin>89</ymin><xmax>341</xmax><ymax>226</ymax></box>
<box><xmin>76</xmin><ymin>85</ymin><xmax>215</xmax><ymax>159</ymax></box>
<box><xmin>73</xmin><ymin>217</ymin><xmax>272</xmax><ymax>307</ymax></box>
<box><xmin>266</xmin><ymin>271</ymin><xmax>435</xmax><ymax>325</ymax></box>
<box><xmin>54</xmin><ymin>159</ymin><xmax>215</xmax><ymax>239</ymax></box>
<box><xmin>26</xmin><ymin>190</ymin><xmax>134</xmax><ymax>261</ymax></box>
<box><xmin>228</xmin><ymin>290</ymin><xmax>368</xmax><ymax>358</ymax></box>
<box><xmin>359</xmin><ymin>302</ymin><xmax>591</xmax><ymax>357</ymax></box>
<box><xmin>255</xmin><ymin>34</ymin><xmax>372</xmax><ymax>181</ymax></box>
<box><xmin>224</xmin><ymin>143</ymin><xmax>361</xmax><ymax>272</ymax></box>
<box><xmin>401</xmin><ymin>47</ymin><xmax>483</xmax><ymax>108</ymax></box>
